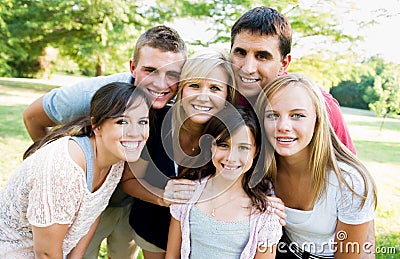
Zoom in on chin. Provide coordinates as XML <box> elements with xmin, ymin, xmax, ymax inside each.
<box><xmin>220</xmin><ymin>171</ymin><xmax>243</xmax><ymax>182</ymax></box>
<box><xmin>151</xmin><ymin>102</ymin><xmax>166</xmax><ymax>109</ymax></box>
<box><xmin>124</xmin><ymin>153</ymin><xmax>142</xmax><ymax>162</ymax></box>
<box><xmin>190</xmin><ymin>114</ymin><xmax>213</xmax><ymax>124</ymax></box>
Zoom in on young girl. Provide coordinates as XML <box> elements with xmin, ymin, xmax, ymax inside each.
<box><xmin>0</xmin><ymin>82</ymin><xmax>151</xmax><ymax>258</ymax></box>
<box><xmin>256</xmin><ymin>73</ymin><xmax>377</xmax><ymax>258</ymax></box>
<box><xmin>166</xmin><ymin>107</ymin><xmax>282</xmax><ymax>259</ymax></box>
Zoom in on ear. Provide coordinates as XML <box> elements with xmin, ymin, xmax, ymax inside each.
<box><xmin>91</xmin><ymin>117</ymin><xmax>101</xmax><ymax>136</ymax></box>
<box><xmin>129</xmin><ymin>59</ymin><xmax>136</xmax><ymax>78</ymax></box>
<box><xmin>278</xmin><ymin>54</ymin><xmax>291</xmax><ymax>76</ymax></box>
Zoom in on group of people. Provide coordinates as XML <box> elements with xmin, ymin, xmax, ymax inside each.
<box><xmin>0</xmin><ymin>6</ymin><xmax>376</xmax><ymax>259</ymax></box>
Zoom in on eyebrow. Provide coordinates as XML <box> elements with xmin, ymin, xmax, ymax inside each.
<box><xmin>265</xmin><ymin>108</ymin><xmax>308</xmax><ymax>113</ymax></box>
<box><xmin>255</xmin><ymin>50</ymin><xmax>273</xmax><ymax>59</ymax></box>
<box><xmin>120</xmin><ymin>114</ymin><xmax>149</xmax><ymax>119</ymax></box>
<box><xmin>238</xmin><ymin>143</ymin><xmax>252</xmax><ymax>146</ymax></box>
<box><xmin>209</xmin><ymin>81</ymin><xmax>227</xmax><ymax>86</ymax></box>
<box><xmin>141</xmin><ymin>66</ymin><xmax>156</xmax><ymax>70</ymax></box>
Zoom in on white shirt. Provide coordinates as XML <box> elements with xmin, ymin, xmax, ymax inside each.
<box><xmin>284</xmin><ymin>162</ymin><xmax>375</xmax><ymax>256</ymax></box>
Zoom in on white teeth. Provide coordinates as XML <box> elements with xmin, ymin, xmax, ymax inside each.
<box><xmin>193</xmin><ymin>105</ymin><xmax>211</xmax><ymax>111</ymax></box>
<box><xmin>149</xmin><ymin>90</ymin><xmax>166</xmax><ymax>97</ymax></box>
<box><xmin>277</xmin><ymin>137</ymin><xmax>295</xmax><ymax>142</ymax></box>
<box><xmin>223</xmin><ymin>164</ymin><xmax>240</xmax><ymax>170</ymax></box>
<box><xmin>241</xmin><ymin>77</ymin><xmax>257</xmax><ymax>83</ymax></box>
<box><xmin>122</xmin><ymin>142</ymin><xmax>140</xmax><ymax>149</ymax></box>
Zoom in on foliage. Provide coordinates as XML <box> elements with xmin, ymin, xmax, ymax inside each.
<box><xmin>1</xmin><ymin>0</ymin><xmax>159</xmax><ymax>77</ymax></box>
<box><xmin>1</xmin><ymin>0</ymin><xmax>371</xmax><ymax>77</ymax></box>
<box><xmin>330</xmin><ymin>56</ymin><xmax>400</xmax><ymax>117</ymax></box>
<box><xmin>330</xmin><ymin>76</ymin><xmax>375</xmax><ymax>109</ymax></box>
<box><xmin>368</xmin><ymin>62</ymin><xmax>400</xmax><ymax>117</ymax></box>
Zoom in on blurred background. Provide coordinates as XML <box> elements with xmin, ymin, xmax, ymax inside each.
<box><xmin>1</xmin><ymin>0</ymin><xmax>399</xmax><ymax>117</ymax></box>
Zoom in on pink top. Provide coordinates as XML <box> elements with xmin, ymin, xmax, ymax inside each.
<box><xmin>319</xmin><ymin>88</ymin><xmax>356</xmax><ymax>154</ymax></box>
<box><xmin>170</xmin><ymin>177</ymin><xmax>282</xmax><ymax>258</ymax></box>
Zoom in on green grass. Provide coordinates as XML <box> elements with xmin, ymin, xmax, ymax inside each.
<box><xmin>0</xmin><ymin>78</ymin><xmax>58</xmax><ymax>92</ymax></box>
<box><xmin>0</xmin><ymin>79</ymin><xmax>398</xmax><ymax>258</ymax></box>
<box><xmin>354</xmin><ymin>140</ymin><xmax>400</xmax><ymax>165</ymax></box>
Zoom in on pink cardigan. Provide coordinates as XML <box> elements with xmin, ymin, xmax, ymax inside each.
<box><xmin>170</xmin><ymin>177</ymin><xmax>282</xmax><ymax>258</ymax></box>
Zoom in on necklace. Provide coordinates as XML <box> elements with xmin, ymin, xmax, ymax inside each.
<box><xmin>211</xmin><ymin>197</ymin><xmax>236</xmax><ymax>217</ymax></box>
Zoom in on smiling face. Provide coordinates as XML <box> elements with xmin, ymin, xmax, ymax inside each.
<box><xmin>132</xmin><ymin>46</ymin><xmax>185</xmax><ymax>109</ymax></box>
<box><xmin>95</xmin><ymin>97</ymin><xmax>150</xmax><ymax>163</ymax></box>
<box><xmin>263</xmin><ymin>85</ymin><xmax>316</xmax><ymax>160</ymax></box>
<box><xmin>211</xmin><ymin>125</ymin><xmax>257</xmax><ymax>182</ymax></box>
<box><xmin>181</xmin><ymin>66</ymin><xmax>229</xmax><ymax>125</ymax></box>
<box><xmin>230</xmin><ymin>30</ymin><xmax>290</xmax><ymax>99</ymax></box>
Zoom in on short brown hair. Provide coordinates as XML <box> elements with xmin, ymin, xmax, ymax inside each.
<box><xmin>231</xmin><ymin>6</ymin><xmax>292</xmax><ymax>60</ymax></box>
<box><xmin>132</xmin><ymin>25</ymin><xmax>187</xmax><ymax>65</ymax></box>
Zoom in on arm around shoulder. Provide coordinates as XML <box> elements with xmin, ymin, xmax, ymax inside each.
<box><xmin>23</xmin><ymin>95</ymin><xmax>56</xmax><ymax>141</ymax></box>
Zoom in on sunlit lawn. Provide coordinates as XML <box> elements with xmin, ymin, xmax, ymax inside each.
<box><xmin>0</xmin><ymin>78</ymin><xmax>398</xmax><ymax>258</ymax></box>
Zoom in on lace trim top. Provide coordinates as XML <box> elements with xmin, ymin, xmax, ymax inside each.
<box><xmin>0</xmin><ymin>136</ymin><xmax>124</xmax><ymax>258</ymax></box>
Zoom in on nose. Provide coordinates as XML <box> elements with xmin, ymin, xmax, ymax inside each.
<box><xmin>276</xmin><ymin>117</ymin><xmax>291</xmax><ymax>132</ymax></box>
<box><xmin>153</xmin><ymin>73</ymin><xmax>167</xmax><ymax>90</ymax></box>
<box><xmin>196</xmin><ymin>87</ymin><xmax>210</xmax><ymax>102</ymax></box>
<box><xmin>125</xmin><ymin>123</ymin><xmax>141</xmax><ymax>137</ymax></box>
<box><xmin>241</xmin><ymin>56</ymin><xmax>257</xmax><ymax>75</ymax></box>
<box><xmin>227</xmin><ymin>148</ymin><xmax>240</xmax><ymax>163</ymax></box>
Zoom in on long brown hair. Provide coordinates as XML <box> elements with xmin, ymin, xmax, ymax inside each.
<box><xmin>23</xmin><ymin>82</ymin><xmax>151</xmax><ymax>159</ymax></box>
<box><xmin>178</xmin><ymin>107</ymin><xmax>273</xmax><ymax>213</ymax></box>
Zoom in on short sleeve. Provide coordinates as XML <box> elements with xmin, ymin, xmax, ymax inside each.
<box><xmin>257</xmin><ymin>212</ymin><xmax>283</xmax><ymax>246</ymax></box>
<box><xmin>43</xmin><ymin>72</ymin><xmax>132</xmax><ymax>123</ymax></box>
<box><xmin>27</xmin><ymin>139</ymin><xmax>87</xmax><ymax>227</ymax></box>
<box><xmin>337</xmin><ymin>166</ymin><xmax>375</xmax><ymax>225</ymax></box>
<box><xmin>170</xmin><ymin>203</ymin><xmax>186</xmax><ymax>221</ymax></box>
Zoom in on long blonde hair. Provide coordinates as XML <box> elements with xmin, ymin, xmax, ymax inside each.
<box><xmin>256</xmin><ymin>73</ymin><xmax>377</xmax><ymax>209</ymax></box>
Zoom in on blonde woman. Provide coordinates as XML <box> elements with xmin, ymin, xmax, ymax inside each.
<box><xmin>256</xmin><ymin>73</ymin><xmax>377</xmax><ymax>258</ymax></box>
<box><xmin>171</xmin><ymin>48</ymin><xmax>236</xmax><ymax>165</ymax></box>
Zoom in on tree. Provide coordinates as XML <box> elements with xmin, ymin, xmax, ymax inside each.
<box><xmin>368</xmin><ymin>62</ymin><xmax>400</xmax><ymax>117</ymax></box>
<box><xmin>150</xmin><ymin>0</ymin><xmax>365</xmax><ymax>89</ymax></box>
<box><xmin>0</xmin><ymin>0</ymin><xmax>387</xmax><ymax>78</ymax></box>
<box><xmin>2</xmin><ymin>0</ymin><xmax>155</xmax><ymax>77</ymax></box>
<box><xmin>330</xmin><ymin>56</ymin><xmax>400</xmax><ymax>117</ymax></box>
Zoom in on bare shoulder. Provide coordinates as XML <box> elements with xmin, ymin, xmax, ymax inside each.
<box><xmin>68</xmin><ymin>138</ymin><xmax>86</xmax><ymax>171</ymax></box>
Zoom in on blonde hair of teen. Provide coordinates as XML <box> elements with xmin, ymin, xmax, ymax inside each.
<box><xmin>173</xmin><ymin>49</ymin><xmax>237</xmax><ymax>132</ymax></box>
<box><xmin>256</xmin><ymin>73</ymin><xmax>377</xmax><ymax>209</ymax></box>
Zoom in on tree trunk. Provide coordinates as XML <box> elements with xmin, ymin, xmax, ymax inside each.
<box><xmin>96</xmin><ymin>56</ymin><xmax>105</xmax><ymax>76</ymax></box>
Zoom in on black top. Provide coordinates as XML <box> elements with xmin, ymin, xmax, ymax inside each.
<box><xmin>129</xmin><ymin>106</ymin><xmax>175</xmax><ymax>250</ymax></box>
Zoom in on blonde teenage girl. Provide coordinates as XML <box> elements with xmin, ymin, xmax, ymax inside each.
<box><xmin>256</xmin><ymin>73</ymin><xmax>377</xmax><ymax>258</ymax></box>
